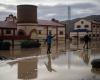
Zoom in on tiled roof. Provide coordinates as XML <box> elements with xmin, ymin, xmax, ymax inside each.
<box><xmin>0</xmin><ymin>21</ymin><xmax>17</xmax><ymax>29</ymax></box>
<box><xmin>38</xmin><ymin>20</ymin><xmax>64</xmax><ymax>27</ymax></box>
<box><xmin>0</xmin><ymin>20</ymin><xmax>64</xmax><ymax>28</ymax></box>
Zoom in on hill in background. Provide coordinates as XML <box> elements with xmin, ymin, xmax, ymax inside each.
<box><xmin>61</xmin><ymin>15</ymin><xmax>100</xmax><ymax>31</ymax></box>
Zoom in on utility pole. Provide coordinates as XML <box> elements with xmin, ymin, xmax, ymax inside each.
<box><xmin>65</xmin><ymin>5</ymin><xmax>71</xmax><ymax>50</ymax></box>
<box><xmin>66</xmin><ymin>1</ymin><xmax>71</xmax><ymax>69</ymax></box>
<box><xmin>68</xmin><ymin>5</ymin><xmax>71</xmax><ymax>38</ymax></box>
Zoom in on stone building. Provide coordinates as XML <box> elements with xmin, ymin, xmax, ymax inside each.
<box><xmin>17</xmin><ymin>5</ymin><xmax>65</xmax><ymax>41</ymax></box>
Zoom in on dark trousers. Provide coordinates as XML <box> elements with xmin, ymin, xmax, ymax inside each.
<box><xmin>47</xmin><ymin>43</ymin><xmax>51</xmax><ymax>54</ymax></box>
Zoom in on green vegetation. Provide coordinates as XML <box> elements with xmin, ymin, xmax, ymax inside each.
<box><xmin>21</xmin><ymin>39</ymin><xmax>41</xmax><ymax>48</ymax></box>
<box><xmin>0</xmin><ymin>41</ymin><xmax>11</xmax><ymax>50</ymax></box>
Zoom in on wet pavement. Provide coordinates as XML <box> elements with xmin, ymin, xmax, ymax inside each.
<box><xmin>0</xmin><ymin>41</ymin><xmax>100</xmax><ymax>80</ymax></box>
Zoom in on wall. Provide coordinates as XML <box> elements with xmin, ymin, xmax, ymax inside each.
<box><xmin>58</xmin><ymin>27</ymin><xmax>65</xmax><ymax>38</ymax></box>
<box><xmin>70</xmin><ymin>19</ymin><xmax>92</xmax><ymax>39</ymax></box>
<box><xmin>75</xmin><ymin>19</ymin><xmax>91</xmax><ymax>31</ymax></box>
<box><xmin>0</xmin><ymin>29</ymin><xmax>15</xmax><ymax>36</ymax></box>
<box><xmin>17</xmin><ymin>23</ymin><xmax>65</xmax><ymax>40</ymax></box>
<box><xmin>92</xmin><ymin>23</ymin><xmax>100</xmax><ymax>40</ymax></box>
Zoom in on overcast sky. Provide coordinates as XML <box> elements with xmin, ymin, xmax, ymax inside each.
<box><xmin>0</xmin><ymin>0</ymin><xmax>100</xmax><ymax>21</ymax></box>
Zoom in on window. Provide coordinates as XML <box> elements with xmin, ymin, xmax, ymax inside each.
<box><xmin>6</xmin><ymin>29</ymin><xmax>11</xmax><ymax>34</ymax></box>
<box><xmin>77</xmin><ymin>25</ymin><xmax>81</xmax><ymax>28</ymax></box>
<box><xmin>81</xmin><ymin>21</ymin><xmax>84</xmax><ymax>24</ymax></box>
<box><xmin>38</xmin><ymin>30</ymin><xmax>42</xmax><ymax>34</ymax></box>
<box><xmin>97</xmin><ymin>34</ymin><xmax>99</xmax><ymax>37</ymax></box>
<box><xmin>93</xmin><ymin>34</ymin><xmax>95</xmax><ymax>37</ymax></box>
<box><xmin>84</xmin><ymin>25</ymin><xmax>89</xmax><ymax>28</ymax></box>
<box><xmin>97</xmin><ymin>26</ymin><xmax>99</xmax><ymax>28</ymax></box>
<box><xmin>18</xmin><ymin>30</ymin><xmax>26</xmax><ymax>36</ymax></box>
<box><xmin>93</xmin><ymin>25</ymin><xmax>95</xmax><ymax>28</ymax></box>
<box><xmin>48</xmin><ymin>30</ymin><xmax>52</xmax><ymax>34</ymax></box>
<box><xmin>59</xmin><ymin>31</ymin><xmax>63</xmax><ymax>35</ymax></box>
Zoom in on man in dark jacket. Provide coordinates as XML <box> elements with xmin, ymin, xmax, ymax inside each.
<box><xmin>83</xmin><ymin>34</ymin><xmax>91</xmax><ymax>49</ymax></box>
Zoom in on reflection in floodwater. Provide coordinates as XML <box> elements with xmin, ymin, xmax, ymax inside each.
<box><xmin>18</xmin><ymin>58</ymin><xmax>37</xmax><ymax>79</ymax></box>
<box><xmin>80</xmin><ymin>50</ymin><xmax>90</xmax><ymax>65</ymax></box>
<box><xmin>0</xmin><ymin>41</ymin><xmax>100</xmax><ymax>80</ymax></box>
<box><xmin>0</xmin><ymin>48</ymin><xmax>41</xmax><ymax>58</ymax></box>
<box><xmin>8</xmin><ymin>56</ymin><xmax>39</xmax><ymax>80</ymax></box>
<box><xmin>44</xmin><ymin>54</ymin><xmax>56</xmax><ymax>72</ymax></box>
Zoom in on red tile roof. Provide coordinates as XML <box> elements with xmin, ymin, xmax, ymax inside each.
<box><xmin>38</xmin><ymin>20</ymin><xmax>64</xmax><ymax>27</ymax></box>
<box><xmin>0</xmin><ymin>20</ymin><xmax>64</xmax><ymax>29</ymax></box>
<box><xmin>0</xmin><ymin>21</ymin><xmax>17</xmax><ymax>29</ymax></box>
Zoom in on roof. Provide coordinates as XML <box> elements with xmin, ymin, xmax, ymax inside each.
<box><xmin>0</xmin><ymin>21</ymin><xmax>17</xmax><ymax>29</ymax></box>
<box><xmin>71</xmin><ymin>29</ymin><xmax>91</xmax><ymax>32</ymax></box>
<box><xmin>38</xmin><ymin>20</ymin><xmax>64</xmax><ymax>27</ymax></box>
<box><xmin>0</xmin><ymin>20</ymin><xmax>64</xmax><ymax>29</ymax></box>
<box><xmin>76</xmin><ymin>19</ymin><xmax>100</xmax><ymax>24</ymax></box>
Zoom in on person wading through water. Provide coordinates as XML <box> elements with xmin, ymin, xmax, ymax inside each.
<box><xmin>83</xmin><ymin>34</ymin><xmax>91</xmax><ymax>49</ymax></box>
<box><xmin>45</xmin><ymin>32</ymin><xmax>56</xmax><ymax>54</ymax></box>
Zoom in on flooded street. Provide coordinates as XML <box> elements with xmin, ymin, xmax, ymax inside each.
<box><xmin>0</xmin><ymin>41</ymin><xmax>100</xmax><ymax>80</ymax></box>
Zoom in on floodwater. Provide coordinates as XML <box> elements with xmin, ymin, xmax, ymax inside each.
<box><xmin>0</xmin><ymin>41</ymin><xmax>100</xmax><ymax>80</ymax></box>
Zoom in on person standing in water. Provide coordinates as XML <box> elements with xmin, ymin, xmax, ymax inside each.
<box><xmin>83</xmin><ymin>34</ymin><xmax>91</xmax><ymax>49</ymax></box>
<box><xmin>45</xmin><ymin>32</ymin><xmax>56</xmax><ymax>54</ymax></box>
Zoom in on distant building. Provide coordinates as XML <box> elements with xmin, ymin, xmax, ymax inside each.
<box><xmin>5</xmin><ymin>14</ymin><xmax>17</xmax><ymax>22</ymax></box>
<box><xmin>70</xmin><ymin>19</ymin><xmax>100</xmax><ymax>40</ymax></box>
<box><xmin>91</xmin><ymin>21</ymin><xmax>100</xmax><ymax>40</ymax></box>
<box><xmin>0</xmin><ymin>14</ymin><xmax>17</xmax><ymax>40</ymax></box>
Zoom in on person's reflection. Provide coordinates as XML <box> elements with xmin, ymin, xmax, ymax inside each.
<box><xmin>82</xmin><ymin>50</ymin><xmax>90</xmax><ymax>65</ymax></box>
<box><xmin>44</xmin><ymin>54</ymin><xmax>56</xmax><ymax>72</ymax></box>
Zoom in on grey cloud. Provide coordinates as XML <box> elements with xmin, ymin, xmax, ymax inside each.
<box><xmin>38</xmin><ymin>4</ymin><xmax>67</xmax><ymax>20</ymax></box>
<box><xmin>0</xmin><ymin>2</ymin><xmax>100</xmax><ymax>21</ymax></box>
<box><xmin>71</xmin><ymin>3</ymin><xmax>97</xmax><ymax>10</ymax></box>
<box><xmin>0</xmin><ymin>11</ymin><xmax>13</xmax><ymax>20</ymax></box>
<box><xmin>0</xmin><ymin>3</ymin><xmax>16</xmax><ymax>10</ymax></box>
<box><xmin>0</xmin><ymin>3</ymin><xmax>16</xmax><ymax>20</ymax></box>
<box><xmin>38</xmin><ymin>2</ymin><xmax>100</xmax><ymax>20</ymax></box>
<box><xmin>71</xmin><ymin>3</ymin><xmax>100</xmax><ymax>19</ymax></box>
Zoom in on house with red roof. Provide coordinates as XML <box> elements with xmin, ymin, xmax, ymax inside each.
<box><xmin>0</xmin><ymin>14</ymin><xmax>65</xmax><ymax>41</ymax></box>
<box><xmin>0</xmin><ymin>5</ymin><xmax>66</xmax><ymax>49</ymax></box>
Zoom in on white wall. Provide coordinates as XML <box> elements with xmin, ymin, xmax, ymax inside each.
<box><xmin>75</xmin><ymin>19</ymin><xmax>91</xmax><ymax>31</ymax></box>
<box><xmin>17</xmin><ymin>23</ymin><xmax>65</xmax><ymax>40</ymax></box>
<box><xmin>58</xmin><ymin>27</ymin><xmax>65</xmax><ymax>37</ymax></box>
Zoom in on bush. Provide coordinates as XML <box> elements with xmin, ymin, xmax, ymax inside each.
<box><xmin>21</xmin><ymin>39</ymin><xmax>41</xmax><ymax>48</ymax></box>
<box><xmin>0</xmin><ymin>41</ymin><xmax>11</xmax><ymax>50</ymax></box>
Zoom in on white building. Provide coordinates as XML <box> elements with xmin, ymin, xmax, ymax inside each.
<box><xmin>70</xmin><ymin>19</ymin><xmax>100</xmax><ymax>40</ymax></box>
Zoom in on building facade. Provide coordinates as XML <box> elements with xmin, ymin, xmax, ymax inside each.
<box><xmin>0</xmin><ymin>14</ymin><xmax>17</xmax><ymax>40</ymax></box>
<box><xmin>91</xmin><ymin>21</ymin><xmax>100</xmax><ymax>40</ymax></box>
<box><xmin>17</xmin><ymin>5</ymin><xmax>65</xmax><ymax>41</ymax></box>
<box><xmin>70</xmin><ymin>19</ymin><xmax>100</xmax><ymax>40</ymax></box>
